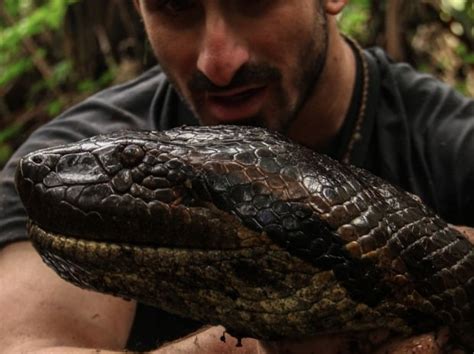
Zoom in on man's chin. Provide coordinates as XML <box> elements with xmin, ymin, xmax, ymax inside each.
<box><xmin>225</xmin><ymin>116</ymin><xmax>265</xmax><ymax>128</ymax></box>
<box><xmin>198</xmin><ymin>113</ymin><xmax>266</xmax><ymax>128</ymax></box>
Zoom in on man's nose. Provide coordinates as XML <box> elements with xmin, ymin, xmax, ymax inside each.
<box><xmin>197</xmin><ymin>15</ymin><xmax>250</xmax><ymax>87</ymax></box>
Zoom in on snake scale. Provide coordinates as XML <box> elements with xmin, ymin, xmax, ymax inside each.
<box><xmin>15</xmin><ymin>125</ymin><xmax>474</xmax><ymax>350</ymax></box>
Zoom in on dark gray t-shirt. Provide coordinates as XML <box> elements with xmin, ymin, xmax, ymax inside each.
<box><xmin>0</xmin><ymin>47</ymin><xmax>473</xmax><ymax>349</ymax></box>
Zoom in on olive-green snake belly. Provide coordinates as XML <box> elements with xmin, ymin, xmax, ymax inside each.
<box><xmin>15</xmin><ymin>125</ymin><xmax>474</xmax><ymax>350</ymax></box>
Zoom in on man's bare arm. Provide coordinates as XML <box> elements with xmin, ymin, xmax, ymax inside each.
<box><xmin>0</xmin><ymin>242</ymin><xmax>136</xmax><ymax>353</ymax></box>
<box><xmin>0</xmin><ymin>242</ymin><xmax>259</xmax><ymax>353</ymax></box>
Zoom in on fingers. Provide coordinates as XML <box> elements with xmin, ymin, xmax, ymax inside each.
<box><xmin>373</xmin><ymin>327</ymin><xmax>467</xmax><ymax>354</ymax></box>
<box><xmin>450</xmin><ymin>225</ymin><xmax>474</xmax><ymax>244</ymax></box>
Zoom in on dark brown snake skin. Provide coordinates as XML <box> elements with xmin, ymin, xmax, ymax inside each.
<box><xmin>15</xmin><ymin>125</ymin><xmax>474</xmax><ymax>350</ymax></box>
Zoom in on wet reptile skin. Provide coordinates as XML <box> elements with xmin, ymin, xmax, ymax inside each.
<box><xmin>15</xmin><ymin>125</ymin><xmax>474</xmax><ymax>349</ymax></box>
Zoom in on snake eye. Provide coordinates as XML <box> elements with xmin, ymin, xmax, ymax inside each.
<box><xmin>121</xmin><ymin>144</ymin><xmax>145</xmax><ymax>167</ymax></box>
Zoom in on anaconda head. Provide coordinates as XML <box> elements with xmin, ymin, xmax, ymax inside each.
<box><xmin>16</xmin><ymin>125</ymin><xmax>411</xmax><ymax>341</ymax></box>
<box><xmin>13</xmin><ymin>127</ymin><xmax>374</xmax><ymax>338</ymax></box>
<box><xmin>16</xmin><ymin>126</ymin><xmax>302</xmax><ymax>249</ymax></box>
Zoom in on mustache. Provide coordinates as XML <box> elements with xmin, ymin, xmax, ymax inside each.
<box><xmin>188</xmin><ymin>64</ymin><xmax>281</xmax><ymax>93</ymax></box>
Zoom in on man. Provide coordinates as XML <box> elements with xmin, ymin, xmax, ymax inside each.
<box><xmin>0</xmin><ymin>0</ymin><xmax>473</xmax><ymax>352</ymax></box>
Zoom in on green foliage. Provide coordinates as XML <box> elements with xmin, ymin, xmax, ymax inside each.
<box><xmin>339</xmin><ymin>0</ymin><xmax>473</xmax><ymax>97</ymax></box>
<box><xmin>456</xmin><ymin>43</ymin><xmax>474</xmax><ymax>65</ymax></box>
<box><xmin>441</xmin><ymin>0</ymin><xmax>468</xmax><ymax>13</ymax></box>
<box><xmin>77</xmin><ymin>70</ymin><xmax>115</xmax><ymax>94</ymax></box>
<box><xmin>52</xmin><ymin>60</ymin><xmax>73</xmax><ymax>84</ymax></box>
<box><xmin>1</xmin><ymin>0</ymin><xmax>73</xmax><ymax>51</ymax></box>
<box><xmin>338</xmin><ymin>0</ymin><xmax>372</xmax><ymax>42</ymax></box>
<box><xmin>0</xmin><ymin>0</ymin><xmax>80</xmax><ymax>167</ymax></box>
<box><xmin>0</xmin><ymin>122</ymin><xmax>23</xmax><ymax>144</ymax></box>
<box><xmin>0</xmin><ymin>144</ymin><xmax>13</xmax><ymax>165</ymax></box>
<box><xmin>0</xmin><ymin>0</ymin><xmax>75</xmax><ymax>89</ymax></box>
<box><xmin>0</xmin><ymin>55</ymin><xmax>34</xmax><ymax>87</ymax></box>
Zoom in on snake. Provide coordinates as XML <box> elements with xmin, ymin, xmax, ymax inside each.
<box><xmin>15</xmin><ymin>125</ymin><xmax>474</xmax><ymax>350</ymax></box>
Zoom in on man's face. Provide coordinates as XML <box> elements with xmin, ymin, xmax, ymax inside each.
<box><xmin>136</xmin><ymin>0</ymin><xmax>328</xmax><ymax>132</ymax></box>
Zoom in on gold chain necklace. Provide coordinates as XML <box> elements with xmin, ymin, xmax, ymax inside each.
<box><xmin>341</xmin><ymin>36</ymin><xmax>370</xmax><ymax>164</ymax></box>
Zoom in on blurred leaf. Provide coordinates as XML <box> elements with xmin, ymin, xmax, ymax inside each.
<box><xmin>0</xmin><ymin>122</ymin><xmax>23</xmax><ymax>144</ymax></box>
<box><xmin>456</xmin><ymin>43</ymin><xmax>474</xmax><ymax>64</ymax></box>
<box><xmin>0</xmin><ymin>57</ymin><xmax>34</xmax><ymax>87</ymax></box>
<box><xmin>455</xmin><ymin>82</ymin><xmax>468</xmax><ymax>95</ymax></box>
<box><xmin>0</xmin><ymin>143</ymin><xmax>13</xmax><ymax>165</ymax></box>
<box><xmin>0</xmin><ymin>1</ymin><xmax>68</xmax><ymax>52</ymax></box>
<box><xmin>0</xmin><ymin>48</ymin><xmax>49</xmax><ymax>87</ymax></box>
<box><xmin>47</xmin><ymin>99</ymin><xmax>64</xmax><ymax>116</ymax></box>
<box><xmin>77</xmin><ymin>79</ymin><xmax>98</xmax><ymax>94</ymax></box>
<box><xmin>77</xmin><ymin>69</ymin><xmax>115</xmax><ymax>94</ymax></box>
<box><xmin>442</xmin><ymin>0</ymin><xmax>467</xmax><ymax>12</ymax></box>
<box><xmin>98</xmin><ymin>69</ymin><xmax>115</xmax><ymax>87</ymax></box>
<box><xmin>338</xmin><ymin>0</ymin><xmax>372</xmax><ymax>42</ymax></box>
<box><xmin>52</xmin><ymin>60</ymin><xmax>73</xmax><ymax>84</ymax></box>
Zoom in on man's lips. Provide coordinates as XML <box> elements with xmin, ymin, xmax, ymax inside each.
<box><xmin>205</xmin><ymin>85</ymin><xmax>267</xmax><ymax>122</ymax></box>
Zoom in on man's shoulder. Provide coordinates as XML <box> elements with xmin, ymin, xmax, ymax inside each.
<box><xmin>366</xmin><ymin>47</ymin><xmax>473</xmax><ymax>120</ymax></box>
<box><xmin>359</xmin><ymin>47</ymin><xmax>474</xmax><ymax>223</ymax></box>
<box><xmin>365</xmin><ymin>47</ymin><xmax>427</xmax><ymax>82</ymax></box>
<box><xmin>367</xmin><ymin>47</ymin><xmax>471</xmax><ymax>100</ymax></box>
<box><xmin>91</xmin><ymin>65</ymin><xmax>168</xmax><ymax>104</ymax></box>
<box><xmin>47</xmin><ymin>65</ymin><xmax>172</xmax><ymax>132</ymax></box>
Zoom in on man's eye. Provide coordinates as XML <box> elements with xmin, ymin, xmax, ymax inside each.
<box><xmin>155</xmin><ymin>0</ymin><xmax>196</xmax><ymax>14</ymax></box>
<box><xmin>238</xmin><ymin>0</ymin><xmax>274</xmax><ymax>16</ymax></box>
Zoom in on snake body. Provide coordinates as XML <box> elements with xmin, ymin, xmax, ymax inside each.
<box><xmin>15</xmin><ymin>125</ymin><xmax>474</xmax><ymax>349</ymax></box>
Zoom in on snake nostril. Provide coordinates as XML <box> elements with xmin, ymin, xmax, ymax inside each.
<box><xmin>31</xmin><ymin>155</ymin><xmax>44</xmax><ymax>164</ymax></box>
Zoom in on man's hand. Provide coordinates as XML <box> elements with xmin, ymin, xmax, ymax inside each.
<box><xmin>156</xmin><ymin>326</ymin><xmax>259</xmax><ymax>354</ymax></box>
<box><xmin>452</xmin><ymin>225</ymin><xmax>474</xmax><ymax>244</ymax></box>
<box><xmin>257</xmin><ymin>329</ymin><xmax>461</xmax><ymax>354</ymax></box>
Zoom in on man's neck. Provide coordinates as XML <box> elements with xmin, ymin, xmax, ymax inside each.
<box><xmin>287</xmin><ymin>27</ymin><xmax>357</xmax><ymax>152</ymax></box>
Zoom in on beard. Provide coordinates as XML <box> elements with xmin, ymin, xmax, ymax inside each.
<box><xmin>156</xmin><ymin>9</ymin><xmax>329</xmax><ymax>134</ymax></box>
<box><xmin>278</xmin><ymin>12</ymin><xmax>328</xmax><ymax>134</ymax></box>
